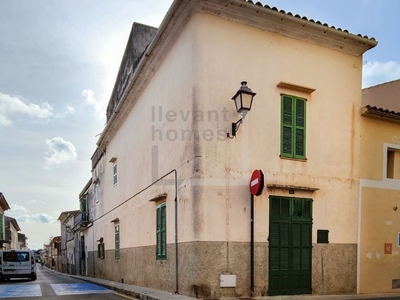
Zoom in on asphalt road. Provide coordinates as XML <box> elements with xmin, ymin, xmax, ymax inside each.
<box><xmin>0</xmin><ymin>266</ymin><xmax>135</xmax><ymax>299</ymax></box>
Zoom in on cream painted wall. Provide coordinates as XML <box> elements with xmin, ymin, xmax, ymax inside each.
<box><xmin>359</xmin><ymin>116</ymin><xmax>400</xmax><ymax>293</ymax></box>
<box><xmin>190</xmin><ymin>13</ymin><xmax>362</xmax><ymax>243</ymax></box>
<box><xmin>95</xmin><ymin>11</ymin><xmax>364</xmax><ymax>252</ymax></box>
<box><xmin>360</xmin><ymin>117</ymin><xmax>400</xmax><ymax>181</ymax></box>
<box><xmin>10</xmin><ymin>226</ymin><xmax>18</xmax><ymax>249</ymax></box>
<box><xmin>95</xmin><ymin>12</ymin><xmax>205</xmax><ymax>249</ymax></box>
<box><xmin>359</xmin><ymin>187</ymin><xmax>400</xmax><ymax>293</ymax></box>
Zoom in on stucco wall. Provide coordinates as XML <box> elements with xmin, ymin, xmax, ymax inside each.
<box><xmin>192</xmin><ymin>12</ymin><xmax>362</xmax><ymax>244</ymax></box>
<box><xmin>359</xmin><ymin>187</ymin><xmax>400</xmax><ymax>293</ymax></box>
<box><xmin>359</xmin><ymin>116</ymin><xmax>400</xmax><ymax>293</ymax></box>
<box><xmin>91</xmin><ymin>10</ymin><xmax>365</xmax><ymax>297</ymax></box>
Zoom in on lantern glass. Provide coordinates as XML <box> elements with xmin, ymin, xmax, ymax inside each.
<box><xmin>241</xmin><ymin>93</ymin><xmax>253</xmax><ymax>111</ymax></box>
<box><xmin>233</xmin><ymin>93</ymin><xmax>242</xmax><ymax>112</ymax></box>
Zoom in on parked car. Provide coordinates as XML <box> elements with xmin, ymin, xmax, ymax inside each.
<box><xmin>0</xmin><ymin>250</ymin><xmax>37</xmax><ymax>281</ymax></box>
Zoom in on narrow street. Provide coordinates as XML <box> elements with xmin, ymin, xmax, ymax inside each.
<box><xmin>0</xmin><ymin>267</ymin><xmax>134</xmax><ymax>299</ymax></box>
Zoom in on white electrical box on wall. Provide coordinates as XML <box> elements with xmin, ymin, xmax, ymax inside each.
<box><xmin>220</xmin><ymin>274</ymin><xmax>237</xmax><ymax>287</ymax></box>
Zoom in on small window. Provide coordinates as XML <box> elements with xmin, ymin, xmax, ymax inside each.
<box><xmin>280</xmin><ymin>94</ymin><xmax>307</xmax><ymax>160</ymax></box>
<box><xmin>156</xmin><ymin>203</ymin><xmax>167</xmax><ymax>260</ymax></box>
<box><xmin>115</xmin><ymin>224</ymin><xmax>120</xmax><ymax>260</ymax></box>
<box><xmin>0</xmin><ymin>213</ymin><xmax>3</xmax><ymax>240</ymax></box>
<box><xmin>113</xmin><ymin>163</ymin><xmax>118</xmax><ymax>185</ymax></box>
<box><xmin>387</xmin><ymin>149</ymin><xmax>400</xmax><ymax>179</ymax></box>
<box><xmin>81</xmin><ymin>198</ymin><xmax>88</xmax><ymax>222</ymax></box>
<box><xmin>98</xmin><ymin>242</ymin><xmax>105</xmax><ymax>259</ymax></box>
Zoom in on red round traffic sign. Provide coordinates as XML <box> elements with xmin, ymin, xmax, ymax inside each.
<box><xmin>250</xmin><ymin>170</ymin><xmax>264</xmax><ymax>196</ymax></box>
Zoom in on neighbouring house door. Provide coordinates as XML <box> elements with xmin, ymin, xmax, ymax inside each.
<box><xmin>268</xmin><ymin>196</ymin><xmax>312</xmax><ymax>296</ymax></box>
<box><xmin>80</xmin><ymin>236</ymin><xmax>85</xmax><ymax>276</ymax></box>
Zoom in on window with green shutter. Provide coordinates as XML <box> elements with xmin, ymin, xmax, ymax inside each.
<box><xmin>80</xmin><ymin>198</ymin><xmax>88</xmax><ymax>222</ymax></box>
<box><xmin>115</xmin><ymin>224</ymin><xmax>120</xmax><ymax>260</ymax></box>
<box><xmin>156</xmin><ymin>203</ymin><xmax>166</xmax><ymax>260</ymax></box>
<box><xmin>98</xmin><ymin>242</ymin><xmax>105</xmax><ymax>259</ymax></box>
<box><xmin>0</xmin><ymin>213</ymin><xmax>3</xmax><ymax>240</ymax></box>
<box><xmin>281</xmin><ymin>94</ymin><xmax>306</xmax><ymax>160</ymax></box>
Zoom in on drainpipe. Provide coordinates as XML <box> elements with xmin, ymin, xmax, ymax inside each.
<box><xmin>250</xmin><ymin>194</ymin><xmax>254</xmax><ymax>297</ymax></box>
<box><xmin>173</xmin><ymin>169</ymin><xmax>178</xmax><ymax>294</ymax></box>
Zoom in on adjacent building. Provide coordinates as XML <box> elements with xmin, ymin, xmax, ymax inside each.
<box><xmin>4</xmin><ymin>216</ymin><xmax>21</xmax><ymax>249</ymax></box>
<box><xmin>359</xmin><ymin>79</ymin><xmax>400</xmax><ymax>294</ymax></box>
<box><xmin>44</xmin><ymin>236</ymin><xmax>62</xmax><ymax>270</ymax></box>
<box><xmin>73</xmin><ymin>0</ymin><xmax>378</xmax><ymax>297</ymax></box>
<box><xmin>0</xmin><ymin>192</ymin><xmax>11</xmax><ymax>249</ymax></box>
<box><xmin>58</xmin><ymin>210</ymin><xmax>80</xmax><ymax>274</ymax></box>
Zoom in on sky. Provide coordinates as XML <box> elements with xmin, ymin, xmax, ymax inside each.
<box><xmin>1</xmin><ymin>0</ymin><xmax>399</xmax><ymax>250</ymax></box>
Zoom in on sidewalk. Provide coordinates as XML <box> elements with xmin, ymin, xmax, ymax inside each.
<box><xmin>70</xmin><ymin>274</ymin><xmax>193</xmax><ymax>300</ymax></box>
<box><xmin>48</xmin><ymin>268</ymin><xmax>400</xmax><ymax>300</ymax></box>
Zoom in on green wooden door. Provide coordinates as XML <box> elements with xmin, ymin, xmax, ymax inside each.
<box><xmin>268</xmin><ymin>196</ymin><xmax>312</xmax><ymax>296</ymax></box>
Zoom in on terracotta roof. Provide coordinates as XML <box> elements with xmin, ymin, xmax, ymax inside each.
<box><xmin>57</xmin><ymin>210</ymin><xmax>80</xmax><ymax>221</ymax></box>
<box><xmin>50</xmin><ymin>236</ymin><xmax>61</xmax><ymax>244</ymax></box>
<box><xmin>0</xmin><ymin>192</ymin><xmax>11</xmax><ymax>211</ymax></box>
<box><xmin>5</xmin><ymin>216</ymin><xmax>21</xmax><ymax>231</ymax></box>
<box><xmin>361</xmin><ymin>105</ymin><xmax>400</xmax><ymax>123</ymax></box>
<box><xmin>242</xmin><ymin>0</ymin><xmax>376</xmax><ymax>42</ymax></box>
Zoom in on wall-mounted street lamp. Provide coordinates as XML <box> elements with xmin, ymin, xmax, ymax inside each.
<box><xmin>227</xmin><ymin>81</ymin><xmax>257</xmax><ymax>138</ymax></box>
<box><xmin>64</xmin><ymin>225</ymin><xmax>73</xmax><ymax>233</ymax></box>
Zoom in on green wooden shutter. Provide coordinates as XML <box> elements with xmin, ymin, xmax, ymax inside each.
<box><xmin>156</xmin><ymin>206</ymin><xmax>161</xmax><ymax>256</ymax></box>
<box><xmin>161</xmin><ymin>205</ymin><xmax>166</xmax><ymax>257</ymax></box>
<box><xmin>281</xmin><ymin>96</ymin><xmax>293</xmax><ymax>157</ymax></box>
<box><xmin>98</xmin><ymin>243</ymin><xmax>104</xmax><ymax>259</ymax></box>
<box><xmin>156</xmin><ymin>203</ymin><xmax>166</xmax><ymax>260</ymax></box>
<box><xmin>81</xmin><ymin>198</ymin><xmax>88</xmax><ymax>221</ymax></box>
<box><xmin>281</xmin><ymin>95</ymin><xmax>306</xmax><ymax>159</ymax></box>
<box><xmin>294</xmin><ymin>98</ymin><xmax>306</xmax><ymax>159</ymax></box>
<box><xmin>0</xmin><ymin>213</ymin><xmax>3</xmax><ymax>240</ymax></box>
<box><xmin>115</xmin><ymin>224</ymin><xmax>120</xmax><ymax>259</ymax></box>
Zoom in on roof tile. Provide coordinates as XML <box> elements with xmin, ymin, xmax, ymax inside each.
<box><xmin>242</xmin><ymin>0</ymin><xmax>376</xmax><ymax>41</ymax></box>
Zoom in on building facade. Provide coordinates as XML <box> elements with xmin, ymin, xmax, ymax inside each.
<box><xmin>359</xmin><ymin>80</ymin><xmax>400</xmax><ymax>294</ymax></box>
<box><xmin>4</xmin><ymin>216</ymin><xmax>20</xmax><ymax>249</ymax></box>
<box><xmin>58</xmin><ymin>210</ymin><xmax>79</xmax><ymax>274</ymax></box>
<box><xmin>0</xmin><ymin>193</ymin><xmax>11</xmax><ymax>249</ymax></box>
<box><xmin>79</xmin><ymin>0</ymin><xmax>378</xmax><ymax>297</ymax></box>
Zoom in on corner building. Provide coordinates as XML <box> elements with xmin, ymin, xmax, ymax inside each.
<box><xmin>84</xmin><ymin>0</ymin><xmax>377</xmax><ymax>297</ymax></box>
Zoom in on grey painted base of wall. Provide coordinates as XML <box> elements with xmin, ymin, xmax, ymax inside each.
<box><xmin>312</xmin><ymin>244</ymin><xmax>357</xmax><ymax>295</ymax></box>
<box><xmin>84</xmin><ymin>242</ymin><xmax>356</xmax><ymax>298</ymax></box>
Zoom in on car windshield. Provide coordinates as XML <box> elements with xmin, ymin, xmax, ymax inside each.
<box><xmin>3</xmin><ymin>252</ymin><xmax>29</xmax><ymax>262</ymax></box>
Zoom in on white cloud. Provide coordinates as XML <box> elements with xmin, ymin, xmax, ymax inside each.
<box><xmin>0</xmin><ymin>92</ymin><xmax>53</xmax><ymax>126</ymax></box>
<box><xmin>55</xmin><ymin>105</ymin><xmax>75</xmax><ymax>118</ymax></box>
<box><xmin>14</xmin><ymin>213</ymin><xmax>57</xmax><ymax>224</ymax></box>
<box><xmin>44</xmin><ymin>137</ymin><xmax>78</xmax><ymax>169</ymax></box>
<box><xmin>6</xmin><ymin>204</ymin><xmax>29</xmax><ymax>216</ymax></box>
<box><xmin>362</xmin><ymin>61</ymin><xmax>400</xmax><ymax>88</ymax></box>
<box><xmin>82</xmin><ymin>89</ymin><xmax>106</xmax><ymax>120</ymax></box>
<box><xmin>55</xmin><ymin>105</ymin><xmax>75</xmax><ymax>119</ymax></box>
<box><xmin>31</xmin><ymin>213</ymin><xmax>56</xmax><ymax>224</ymax></box>
<box><xmin>65</xmin><ymin>105</ymin><xmax>75</xmax><ymax>114</ymax></box>
<box><xmin>15</xmin><ymin>215</ymin><xmax>30</xmax><ymax>223</ymax></box>
<box><xmin>30</xmin><ymin>199</ymin><xmax>45</xmax><ymax>204</ymax></box>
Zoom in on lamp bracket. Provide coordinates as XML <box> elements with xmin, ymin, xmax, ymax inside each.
<box><xmin>227</xmin><ymin>118</ymin><xmax>243</xmax><ymax>139</ymax></box>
